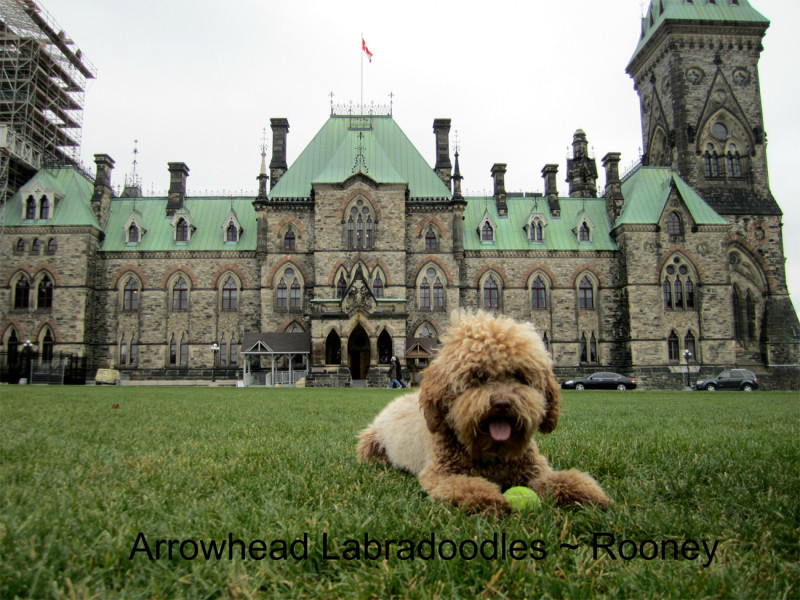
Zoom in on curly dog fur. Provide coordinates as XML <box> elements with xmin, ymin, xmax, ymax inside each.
<box><xmin>357</xmin><ymin>310</ymin><xmax>611</xmax><ymax>514</ymax></box>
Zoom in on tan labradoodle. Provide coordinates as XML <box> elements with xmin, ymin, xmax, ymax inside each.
<box><xmin>357</xmin><ymin>311</ymin><xmax>611</xmax><ymax>514</ymax></box>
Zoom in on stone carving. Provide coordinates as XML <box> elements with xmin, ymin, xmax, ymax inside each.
<box><xmin>732</xmin><ymin>69</ymin><xmax>750</xmax><ymax>85</ymax></box>
<box><xmin>686</xmin><ymin>67</ymin><xmax>704</xmax><ymax>85</ymax></box>
<box><xmin>342</xmin><ymin>278</ymin><xmax>376</xmax><ymax>315</ymax></box>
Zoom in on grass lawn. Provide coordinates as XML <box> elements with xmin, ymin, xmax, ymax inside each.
<box><xmin>1</xmin><ymin>387</ymin><xmax>798</xmax><ymax>599</ymax></box>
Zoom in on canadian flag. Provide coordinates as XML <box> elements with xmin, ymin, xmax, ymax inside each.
<box><xmin>362</xmin><ymin>38</ymin><xmax>373</xmax><ymax>63</ymax></box>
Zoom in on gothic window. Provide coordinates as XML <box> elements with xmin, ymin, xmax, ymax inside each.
<box><xmin>180</xmin><ymin>334</ymin><xmax>188</xmax><ymax>366</ymax></box>
<box><xmin>732</xmin><ymin>286</ymin><xmax>743</xmax><ymax>341</ymax></box>
<box><xmin>483</xmin><ymin>275</ymin><xmax>499</xmax><ymax>309</ymax></box>
<box><xmin>220</xmin><ymin>334</ymin><xmax>227</xmax><ymax>366</ymax></box>
<box><xmin>124</xmin><ymin>278</ymin><xmax>139</xmax><ymax>311</ymax></box>
<box><xmin>14</xmin><ymin>275</ymin><xmax>29</xmax><ymax>309</ymax></box>
<box><xmin>686</xmin><ymin>278</ymin><xmax>695</xmax><ymax>308</ymax></box>
<box><xmin>372</xmin><ymin>273</ymin><xmax>384</xmax><ymax>299</ymax></box>
<box><xmin>531</xmin><ymin>276</ymin><xmax>546</xmax><ymax>309</ymax></box>
<box><xmin>128</xmin><ymin>224</ymin><xmax>140</xmax><ymax>243</ymax></box>
<box><xmin>532</xmin><ymin>221</ymin><xmax>543</xmax><ymax>241</ymax></box>
<box><xmin>37</xmin><ymin>276</ymin><xmax>53</xmax><ymax>309</ymax></box>
<box><xmin>31</xmin><ymin>239</ymin><xmax>40</xmax><ymax>253</ymax></box>
<box><xmin>481</xmin><ymin>221</ymin><xmax>493</xmax><ymax>241</ymax></box>
<box><xmin>130</xmin><ymin>335</ymin><xmax>138</xmax><ymax>365</ymax></box>
<box><xmin>667</xmin><ymin>212</ymin><xmax>682</xmax><ymax>235</ymax></box>
<box><xmin>347</xmin><ymin>217</ymin><xmax>355</xmax><ymax>248</ymax></box>
<box><xmin>169</xmin><ymin>334</ymin><xmax>177</xmax><ymax>365</ymax></box>
<box><xmin>426</xmin><ymin>228</ymin><xmax>437</xmax><ymax>250</ymax></box>
<box><xmin>419</xmin><ymin>324</ymin><xmax>435</xmax><ymax>338</ymax></box>
<box><xmin>47</xmin><ymin>239</ymin><xmax>56</xmax><ymax>253</ymax></box>
<box><xmin>325</xmin><ymin>330</ymin><xmax>341</xmax><ymax>365</ymax></box>
<box><xmin>580</xmin><ymin>333</ymin><xmax>588</xmax><ymax>362</ymax></box>
<box><xmin>746</xmin><ymin>290</ymin><xmax>756</xmax><ymax>340</ymax></box>
<box><xmin>227</xmin><ymin>222</ymin><xmax>238</xmax><ymax>242</ymax></box>
<box><xmin>542</xmin><ymin>332</ymin><xmax>549</xmax><ymax>351</ymax></box>
<box><xmin>377</xmin><ymin>330</ymin><xmax>392</xmax><ymax>364</ymax></box>
<box><xmin>337</xmin><ymin>274</ymin><xmax>347</xmax><ymax>299</ymax></box>
<box><xmin>120</xmin><ymin>334</ymin><xmax>127</xmax><ymax>366</ymax></box>
<box><xmin>663</xmin><ymin>279</ymin><xmax>673</xmax><ymax>309</ymax></box>
<box><xmin>16</xmin><ymin>239</ymin><xmax>25</xmax><ymax>252</ymax></box>
<box><xmin>7</xmin><ymin>329</ymin><xmax>18</xmax><ymax>364</ymax></box>
<box><xmin>230</xmin><ymin>334</ymin><xmax>238</xmax><ymax>365</ymax></box>
<box><xmin>222</xmin><ymin>276</ymin><xmax>238</xmax><ymax>311</ymax></box>
<box><xmin>579</xmin><ymin>222</ymin><xmax>591</xmax><ymax>242</ymax></box>
<box><xmin>26</xmin><ymin>196</ymin><xmax>36</xmax><ymax>220</ymax></box>
<box><xmin>175</xmin><ymin>218</ymin><xmax>189</xmax><ymax>242</ymax></box>
<box><xmin>42</xmin><ymin>329</ymin><xmax>54</xmax><ymax>362</ymax></box>
<box><xmin>172</xmin><ymin>277</ymin><xmax>188</xmax><ymax>311</ymax></box>
<box><xmin>366</xmin><ymin>217</ymin><xmax>373</xmax><ymax>248</ymax></box>
<box><xmin>284</xmin><ymin>229</ymin><xmax>295</xmax><ymax>250</ymax></box>
<box><xmin>345</xmin><ymin>200</ymin><xmax>376</xmax><ymax>249</ymax></box>
<box><xmin>685</xmin><ymin>332</ymin><xmax>695</xmax><ymax>359</ymax></box>
<box><xmin>727</xmin><ymin>144</ymin><xmax>742</xmax><ymax>177</ymax></box>
<box><xmin>704</xmin><ymin>144</ymin><xmax>720</xmax><ymax>178</ymax></box>
<box><xmin>356</xmin><ymin>214</ymin><xmax>364</xmax><ymax>248</ymax></box>
<box><xmin>590</xmin><ymin>333</ymin><xmax>598</xmax><ymax>363</ymax></box>
<box><xmin>579</xmin><ymin>276</ymin><xmax>594</xmax><ymax>309</ymax></box>
<box><xmin>668</xmin><ymin>330</ymin><xmax>680</xmax><ymax>361</ymax></box>
<box><xmin>433</xmin><ymin>278</ymin><xmax>444</xmax><ymax>310</ymax></box>
<box><xmin>40</xmin><ymin>197</ymin><xmax>50</xmax><ymax>220</ymax></box>
<box><xmin>674</xmin><ymin>278</ymin><xmax>683</xmax><ymax>309</ymax></box>
<box><xmin>420</xmin><ymin>278</ymin><xmax>430</xmax><ymax>309</ymax></box>
<box><xmin>290</xmin><ymin>279</ymin><xmax>301</xmax><ymax>310</ymax></box>
<box><xmin>277</xmin><ymin>279</ymin><xmax>287</xmax><ymax>309</ymax></box>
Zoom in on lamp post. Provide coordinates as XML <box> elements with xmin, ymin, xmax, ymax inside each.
<box><xmin>683</xmin><ymin>349</ymin><xmax>692</xmax><ymax>387</ymax></box>
<box><xmin>210</xmin><ymin>343</ymin><xmax>219</xmax><ymax>383</ymax></box>
<box><xmin>22</xmin><ymin>339</ymin><xmax>33</xmax><ymax>384</ymax></box>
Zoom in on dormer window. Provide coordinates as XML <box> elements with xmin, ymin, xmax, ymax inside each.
<box><xmin>227</xmin><ymin>222</ymin><xmax>238</xmax><ymax>242</ymax></box>
<box><xmin>482</xmin><ymin>222</ymin><xmax>493</xmax><ymax>241</ymax></box>
<box><xmin>667</xmin><ymin>212</ymin><xmax>682</xmax><ymax>235</ymax></box>
<box><xmin>176</xmin><ymin>218</ymin><xmax>189</xmax><ymax>242</ymax></box>
<box><xmin>40</xmin><ymin>197</ymin><xmax>50</xmax><ymax>220</ymax></box>
<box><xmin>26</xmin><ymin>196</ymin><xmax>36</xmax><ymax>220</ymax></box>
<box><xmin>579</xmin><ymin>222</ymin><xmax>591</xmax><ymax>241</ymax></box>
<box><xmin>527</xmin><ymin>213</ymin><xmax>547</xmax><ymax>242</ymax></box>
<box><xmin>128</xmin><ymin>224</ymin><xmax>140</xmax><ymax>243</ymax></box>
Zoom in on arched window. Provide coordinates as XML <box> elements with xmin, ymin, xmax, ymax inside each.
<box><xmin>42</xmin><ymin>329</ymin><xmax>54</xmax><ymax>362</ymax></box>
<box><xmin>128</xmin><ymin>224</ymin><xmax>139</xmax><ymax>243</ymax></box>
<box><xmin>220</xmin><ymin>334</ymin><xmax>227</xmax><ymax>366</ymax></box>
<box><xmin>16</xmin><ymin>239</ymin><xmax>25</xmax><ymax>252</ymax></box>
<box><xmin>130</xmin><ymin>335</ymin><xmax>138</xmax><ymax>365</ymax></box>
<box><xmin>290</xmin><ymin>279</ymin><xmax>301</xmax><ymax>310</ymax></box>
<box><xmin>277</xmin><ymin>279</ymin><xmax>287</xmax><ymax>308</ymax></box>
<box><xmin>176</xmin><ymin>218</ymin><xmax>189</xmax><ymax>242</ymax></box>
<box><xmin>579</xmin><ymin>222</ymin><xmax>591</xmax><ymax>242</ymax></box>
<box><xmin>419</xmin><ymin>324</ymin><xmax>434</xmax><ymax>338</ymax></box>
<box><xmin>483</xmin><ymin>275</ymin><xmax>499</xmax><ymax>309</ymax></box>
<box><xmin>579</xmin><ymin>276</ymin><xmax>593</xmax><ymax>309</ymax></box>
<box><xmin>356</xmin><ymin>215</ymin><xmax>364</xmax><ymax>248</ymax></box>
<box><xmin>366</xmin><ymin>217</ymin><xmax>373</xmax><ymax>249</ymax></box>
<box><xmin>433</xmin><ymin>278</ymin><xmax>444</xmax><ymax>310</ymax></box>
<box><xmin>663</xmin><ymin>279</ymin><xmax>673</xmax><ymax>309</ymax></box>
<box><xmin>686</xmin><ymin>278</ymin><xmax>695</xmax><ymax>309</ymax></box>
<box><xmin>172</xmin><ymin>277</ymin><xmax>188</xmax><ymax>311</ymax></box>
<box><xmin>47</xmin><ymin>239</ymin><xmax>56</xmax><ymax>253</ymax></box>
<box><xmin>40</xmin><ymin>197</ymin><xmax>50</xmax><ymax>220</ymax></box>
<box><xmin>727</xmin><ymin>144</ymin><xmax>742</xmax><ymax>177</ymax></box>
<box><xmin>732</xmin><ymin>287</ymin><xmax>743</xmax><ymax>340</ymax></box>
<box><xmin>32</xmin><ymin>239</ymin><xmax>40</xmax><ymax>252</ymax></box>
<box><xmin>667</xmin><ymin>212</ymin><xmax>682</xmax><ymax>235</ymax></box>
<box><xmin>590</xmin><ymin>333</ymin><xmax>598</xmax><ymax>363</ymax></box>
<box><xmin>532</xmin><ymin>276</ymin><xmax>546</xmax><ymax>309</ymax></box>
<box><xmin>14</xmin><ymin>275</ymin><xmax>30</xmax><ymax>309</ymax></box>
<box><xmin>481</xmin><ymin>221</ymin><xmax>493</xmax><ymax>241</ymax></box>
<box><xmin>325</xmin><ymin>330</ymin><xmax>341</xmax><ymax>364</ymax></box>
<box><xmin>169</xmin><ymin>334</ymin><xmax>177</xmax><ymax>365</ymax></box>
<box><xmin>222</xmin><ymin>276</ymin><xmax>237</xmax><ymax>311</ymax></box>
<box><xmin>705</xmin><ymin>144</ymin><xmax>720</xmax><ymax>178</ymax></box>
<box><xmin>230</xmin><ymin>334</ymin><xmax>237</xmax><ymax>365</ymax></box>
<box><xmin>37</xmin><ymin>276</ymin><xmax>53</xmax><ymax>309</ymax></box>
<box><xmin>534</xmin><ymin>222</ymin><xmax>543</xmax><ymax>241</ymax></box>
<box><xmin>746</xmin><ymin>290</ymin><xmax>756</xmax><ymax>340</ymax></box>
<box><xmin>337</xmin><ymin>274</ymin><xmax>347</xmax><ymax>299</ymax></box>
<box><xmin>674</xmin><ymin>278</ymin><xmax>683</xmax><ymax>309</ymax></box>
<box><xmin>426</xmin><ymin>228</ymin><xmax>437</xmax><ymax>250</ymax></box>
<box><xmin>420</xmin><ymin>278</ymin><xmax>430</xmax><ymax>309</ymax></box>
<box><xmin>26</xmin><ymin>196</ymin><xmax>36</xmax><ymax>220</ymax></box>
<box><xmin>227</xmin><ymin>222</ymin><xmax>238</xmax><ymax>242</ymax></box>
<box><xmin>684</xmin><ymin>332</ymin><xmax>695</xmax><ymax>360</ymax></box>
<box><xmin>180</xmin><ymin>334</ymin><xmax>188</xmax><ymax>366</ymax></box>
<box><xmin>373</xmin><ymin>273</ymin><xmax>384</xmax><ymax>299</ymax></box>
<box><xmin>347</xmin><ymin>217</ymin><xmax>355</xmax><ymax>248</ymax></box>
<box><xmin>7</xmin><ymin>329</ymin><xmax>19</xmax><ymax>364</ymax></box>
<box><xmin>123</xmin><ymin>278</ymin><xmax>138</xmax><ymax>311</ymax></box>
<box><xmin>120</xmin><ymin>334</ymin><xmax>127</xmax><ymax>366</ymax></box>
<box><xmin>668</xmin><ymin>330</ymin><xmax>680</xmax><ymax>361</ymax></box>
<box><xmin>378</xmin><ymin>330</ymin><xmax>392</xmax><ymax>364</ymax></box>
<box><xmin>580</xmin><ymin>332</ymin><xmax>588</xmax><ymax>362</ymax></box>
<box><xmin>284</xmin><ymin>229</ymin><xmax>295</xmax><ymax>250</ymax></box>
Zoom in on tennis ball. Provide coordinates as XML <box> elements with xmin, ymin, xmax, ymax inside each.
<box><xmin>503</xmin><ymin>487</ymin><xmax>541</xmax><ymax>511</ymax></box>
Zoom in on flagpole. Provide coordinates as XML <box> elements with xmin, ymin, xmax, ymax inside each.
<box><xmin>360</xmin><ymin>33</ymin><xmax>363</xmax><ymax>108</ymax></box>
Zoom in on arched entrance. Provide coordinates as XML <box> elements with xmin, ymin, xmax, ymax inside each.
<box><xmin>348</xmin><ymin>323</ymin><xmax>370</xmax><ymax>380</ymax></box>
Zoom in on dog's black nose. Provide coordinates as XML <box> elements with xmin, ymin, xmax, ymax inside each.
<box><xmin>491</xmin><ymin>397</ymin><xmax>511</xmax><ymax>412</ymax></box>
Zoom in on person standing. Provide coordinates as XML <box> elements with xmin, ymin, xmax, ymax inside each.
<box><xmin>387</xmin><ymin>357</ymin><xmax>404</xmax><ymax>388</ymax></box>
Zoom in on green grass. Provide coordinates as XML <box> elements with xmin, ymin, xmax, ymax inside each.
<box><xmin>1</xmin><ymin>387</ymin><xmax>798</xmax><ymax>599</ymax></box>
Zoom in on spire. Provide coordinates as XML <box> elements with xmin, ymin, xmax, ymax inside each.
<box><xmin>256</xmin><ymin>127</ymin><xmax>269</xmax><ymax>199</ymax></box>
<box><xmin>450</xmin><ymin>132</ymin><xmax>465</xmax><ymax>206</ymax></box>
<box><xmin>121</xmin><ymin>140</ymin><xmax>143</xmax><ymax>198</ymax></box>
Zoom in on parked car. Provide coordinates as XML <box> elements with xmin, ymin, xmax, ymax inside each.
<box><xmin>561</xmin><ymin>372</ymin><xmax>637</xmax><ymax>391</ymax></box>
<box><xmin>693</xmin><ymin>369</ymin><xmax>758</xmax><ymax>391</ymax></box>
<box><xmin>95</xmin><ymin>368</ymin><xmax>120</xmax><ymax>385</ymax></box>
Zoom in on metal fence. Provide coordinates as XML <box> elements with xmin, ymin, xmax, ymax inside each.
<box><xmin>0</xmin><ymin>351</ymin><xmax>88</xmax><ymax>385</ymax></box>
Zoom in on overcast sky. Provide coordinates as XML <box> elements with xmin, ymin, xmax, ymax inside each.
<box><xmin>42</xmin><ymin>0</ymin><xmax>799</xmax><ymax>305</ymax></box>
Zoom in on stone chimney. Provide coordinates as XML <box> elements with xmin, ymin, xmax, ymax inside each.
<box><xmin>269</xmin><ymin>118</ymin><xmax>290</xmax><ymax>190</ymax></box>
<box><xmin>91</xmin><ymin>154</ymin><xmax>114</xmax><ymax>229</ymax></box>
<box><xmin>542</xmin><ymin>164</ymin><xmax>561</xmax><ymax>217</ymax></box>
<box><xmin>491</xmin><ymin>163</ymin><xmax>508</xmax><ymax>217</ymax></box>
<box><xmin>433</xmin><ymin>119</ymin><xmax>452</xmax><ymax>190</ymax></box>
<box><xmin>602</xmin><ymin>152</ymin><xmax>624</xmax><ymax>225</ymax></box>
<box><xmin>166</xmin><ymin>162</ymin><xmax>189</xmax><ymax>217</ymax></box>
<box><xmin>567</xmin><ymin>129</ymin><xmax>598</xmax><ymax>198</ymax></box>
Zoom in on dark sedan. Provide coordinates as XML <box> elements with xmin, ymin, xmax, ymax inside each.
<box><xmin>561</xmin><ymin>372</ymin><xmax>637</xmax><ymax>391</ymax></box>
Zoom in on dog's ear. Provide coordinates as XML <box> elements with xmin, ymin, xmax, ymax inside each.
<box><xmin>538</xmin><ymin>368</ymin><xmax>562</xmax><ymax>434</ymax></box>
<box><xmin>419</xmin><ymin>360</ymin><xmax>448</xmax><ymax>433</ymax></box>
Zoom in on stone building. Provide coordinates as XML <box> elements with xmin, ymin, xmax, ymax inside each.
<box><xmin>1</xmin><ymin>0</ymin><xmax>797</xmax><ymax>389</ymax></box>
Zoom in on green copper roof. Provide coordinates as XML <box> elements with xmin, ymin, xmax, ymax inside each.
<box><xmin>630</xmin><ymin>0</ymin><xmax>769</xmax><ymax>67</ymax></box>
<box><xmin>269</xmin><ymin>115</ymin><xmax>452</xmax><ymax>200</ymax></box>
<box><xmin>463</xmin><ymin>196</ymin><xmax>617</xmax><ymax>251</ymax></box>
<box><xmin>616</xmin><ymin>166</ymin><xmax>729</xmax><ymax>226</ymax></box>
<box><xmin>1</xmin><ymin>167</ymin><xmax>99</xmax><ymax>228</ymax></box>
<box><xmin>100</xmin><ymin>197</ymin><xmax>258</xmax><ymax>251</ymax></box>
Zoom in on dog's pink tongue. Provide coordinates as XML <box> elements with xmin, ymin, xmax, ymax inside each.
<box><xmin>489</xmin><ymin>421</ymin><xmax>512</xmax><ymax>442</ymax></box>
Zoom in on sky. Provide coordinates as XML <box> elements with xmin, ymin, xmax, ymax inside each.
<box><xmin>40</xmin><ymin>0</ymin><xmax>800</xmax><ymax>305</ymax></box>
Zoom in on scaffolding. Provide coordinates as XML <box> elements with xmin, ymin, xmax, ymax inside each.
<box><xmin>0</xmin><ymin>0</ymin><xmax>96</xmax><ymax>221</ymax></box>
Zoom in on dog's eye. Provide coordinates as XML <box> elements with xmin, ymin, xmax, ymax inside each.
<box><xmin>472</xmin><ymin>373</ymin><xmax>488</xmax><ymax>385</ymax></box>
<box><xmin>513</xmin><ymin>371</ymin><xmax>528</xmax><ymax>384</ymax></box>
